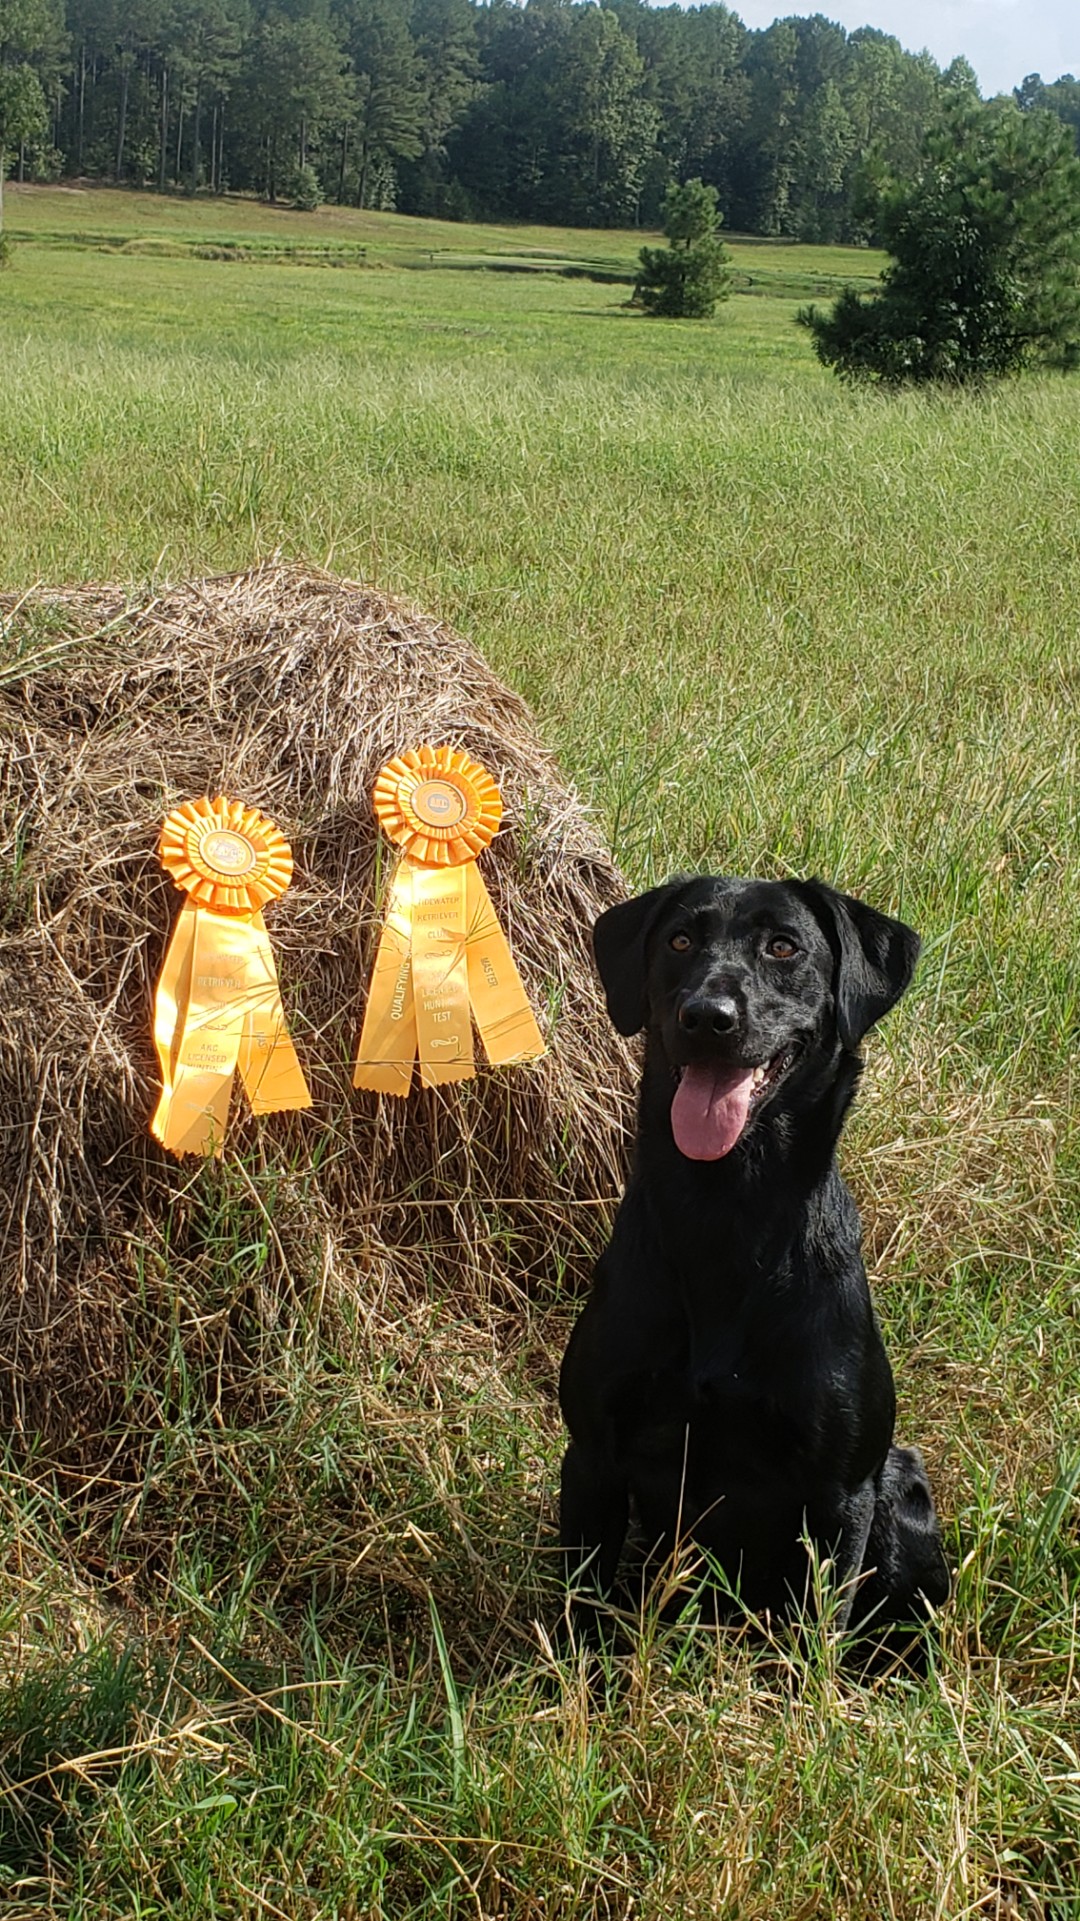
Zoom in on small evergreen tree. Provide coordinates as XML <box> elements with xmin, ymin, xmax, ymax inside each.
<box><xmin>636</xmin><ymin>177</ymin><xmax>732</xmax><ymax>319</ymax></box>
<box><xmin>799</xmin><ymin>99</ymin><xmax>1080</xmax><ymax>384</ymax></box>
<box><xmin>288</xmin><ymin>161</ymin><xmax>323</xmax><ymax>211</ymax></box>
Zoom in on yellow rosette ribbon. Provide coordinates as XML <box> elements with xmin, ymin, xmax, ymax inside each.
<box><xmin>151</xmin><ymin>796</ymin><xmax>312</xmax><ymax>1157</ymax></box>
<box><xmin>353</xmin><ymin>745</ymin><xmax>546</xmax><ymax>1095</ymax></box>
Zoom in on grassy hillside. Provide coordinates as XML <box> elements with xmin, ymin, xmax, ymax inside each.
<box><xmin>0</xmin><ymin>187</ymin><xmax>1077</xmax><ymax>1919</ymax></box>
<box><xmin>6</xmin><ymin>182</ymin><xmax>883</xmax><ymax>284</ymax></box>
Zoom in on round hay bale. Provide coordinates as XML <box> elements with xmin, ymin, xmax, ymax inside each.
<box><xmin>0</xmin><ymin>562</ymin><xmax>635</xmax><ymax>1468</ymax></box>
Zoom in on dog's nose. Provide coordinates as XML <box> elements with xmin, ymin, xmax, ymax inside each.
<box><xmin>678</xmin><ymin>995</ymin><xmax>740</xmax><ymax>1036</ymax></box>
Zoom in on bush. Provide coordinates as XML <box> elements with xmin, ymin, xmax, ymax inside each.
<box><xmin>29</xmin><ymin>141</ymin><xmax>63</xmax><ymax>183</ymax></box>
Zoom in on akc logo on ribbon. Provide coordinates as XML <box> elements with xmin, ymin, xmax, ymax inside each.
<box><xmin>151</xmin><ymin>796</ymin><xmax>312</xmax><ymax>1157</ymax></box>
<box><xmin>353</xmin><ymin>745</ymin><xmax>546</xmax><ymax>1095</ymax></box>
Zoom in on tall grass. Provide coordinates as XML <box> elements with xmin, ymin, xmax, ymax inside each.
<box><xmin>1</xmin><ymin>192</ymin><xmax>1078</xmax><ymax>1918</ymax></box>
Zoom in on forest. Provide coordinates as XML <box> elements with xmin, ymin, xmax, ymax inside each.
<box><xmin>2</xmin><ymin>0</ymin><xmax>1080</xmax><ymax>244</ymax></box>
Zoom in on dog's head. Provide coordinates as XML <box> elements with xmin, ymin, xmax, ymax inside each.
<box><xmin>593</xmin><ymin>876</ymin><xmax>919</xmax><ymax>1162</ymax></box>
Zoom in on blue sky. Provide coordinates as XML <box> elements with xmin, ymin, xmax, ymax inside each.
<box><xmin>730</xmin><ymin>1</ymin><xmax>1076</xmax><ymax>98</ymax></box>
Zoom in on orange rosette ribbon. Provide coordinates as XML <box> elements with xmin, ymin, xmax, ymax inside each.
<box><xmin>353</xmin><ymin>745</ymin><xmax>545</xmax><ymax>1095</ymax></box>
<box><xmin>151</xmin><ymin>796</ymin><xmax>312</xmax><ymax>1157</ymax></box>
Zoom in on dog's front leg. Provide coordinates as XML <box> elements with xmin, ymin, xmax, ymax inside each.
<box><xmin>853</xmin><ymin>1445</ymin><xmax>951</xmax><ymax>1628</ymax></box>
<box><xmin>559</xmin><ymin>1440</ymin><xmax>629</xmax><ymax>1601</ymax></box>
<box><xmin>829</xmin><ymin>1480</ymin><xmax>876</xmax><ymax>1632</ymax></box>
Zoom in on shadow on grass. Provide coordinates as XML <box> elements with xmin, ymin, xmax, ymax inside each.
<box><xmin>0</xmin><ymin>1643</ymin><xmax>145</xmax><ymax>1884</ymax></box>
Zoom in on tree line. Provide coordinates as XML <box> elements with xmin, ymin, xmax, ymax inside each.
<box><xmin>3</xmin><ymin>0</ymin><xmax>1080</xmax><ymax>238</ymax></box>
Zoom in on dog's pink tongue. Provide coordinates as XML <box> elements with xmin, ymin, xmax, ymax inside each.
<box><xmin>671</xmin><ymin>1062</ymin><xmax>756</xmax><ymax>1160</ymax></box>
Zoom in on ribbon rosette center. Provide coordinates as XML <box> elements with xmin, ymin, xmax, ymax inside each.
<box><xmin>354</xmin><ymin>746</ymin><xmax>545</xmax><ymax>1095</ymax></box>
<box><xmin>200</xmin><ymin>828</ymin><xmax>258</xmax><ymax>875</ymax></box>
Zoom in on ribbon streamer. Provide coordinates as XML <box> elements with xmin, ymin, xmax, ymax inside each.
<box><xmin>353</xmin><ymin>745</ymin><xmax>546</xmax><ymax>1095</ymax></box>
<box><xmin>151</xmin><ymin>796</ymin><xmax>312</xmax><ymax>1157</ymax></box>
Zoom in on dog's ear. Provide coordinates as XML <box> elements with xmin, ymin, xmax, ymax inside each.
<box><xmin>797</xmin><ymin>879</ymin><xmax>920</xmax><ymax>1050</ymax></box>
<box><xmin>592</xmin><ymin>884</ymin><xmax>683</xmax><ymax>1036</ymax></box>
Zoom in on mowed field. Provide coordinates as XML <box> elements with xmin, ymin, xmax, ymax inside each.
<box><xmin>1</xmin><ymin>185</ymin><xmax>1079</xmax><ymax>1918</ymax></box>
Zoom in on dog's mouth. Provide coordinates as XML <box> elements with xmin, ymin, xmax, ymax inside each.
<box><xmin>670</xmin><ymin>1049</ymin><xmax>795</xmax><ymax>1161</ymax></box>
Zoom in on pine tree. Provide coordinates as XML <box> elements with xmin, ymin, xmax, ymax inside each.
<box><xmin>800</xmin><ymin>98</ymin><xmax>1080</xmax><ymax>383</ymax></box>
<box><xmin>238</xmin><ymin>8</ymin><xmax>349</xmax><ymax>204</ymax></box>
<box><xmin>167</xmin><ymin>0</ymin><xmax>245</xmax><ymax>196</ymax></box>
<box><xmin>398</xmin><ymin>0</ymin><xmax>479</xmax><ymax>215</ymax></box>
<box><xmin>635</xmin><ymin>176</ymin><xmax>732</xmax><ymax>318</ymax></box>
<box><xmin>338</xmin><ymin>0</ymin><xmax>424</xmax><ymax>210</ymax></box>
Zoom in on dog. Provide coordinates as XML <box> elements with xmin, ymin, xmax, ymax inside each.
<box><xmin>559</xmin><ymin>875</ymin><xmax>949</xmax><ymax>1647</ymax></box>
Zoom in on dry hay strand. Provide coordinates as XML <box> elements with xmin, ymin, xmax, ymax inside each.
<box><xmin>0</xmin><ymin>561</ymin><xmax>637</xmax><ymax>1471</ymax></box>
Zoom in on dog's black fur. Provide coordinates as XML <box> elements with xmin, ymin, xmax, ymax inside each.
<box><xmin>559</xmin><ymin>875</ymin><xmax>949</xmax><ymax>1644</ymax></box>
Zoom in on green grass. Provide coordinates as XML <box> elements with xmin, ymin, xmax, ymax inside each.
<box><xmin>5</xmin><ymin>182</ymin><xmax>882</xmax><ymax>285</ymax></box>
<box><xmin>1</xmin><ymin>185</ymin><xmax>1078</xmax><ymax>1918</ymax></box>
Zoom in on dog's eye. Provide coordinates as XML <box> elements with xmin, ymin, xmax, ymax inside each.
<box><xmin>766</xmin><ymin>935</ymin><xmax>799</xmax><ymax>960</ymax></box>
<box><xmin>669</xmin><ymin>932</ymin><xmax>692</xmax><ymax>953</ymax></box>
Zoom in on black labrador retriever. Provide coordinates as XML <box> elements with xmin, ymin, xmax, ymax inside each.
<box><xmin>559</xmin><ymin>875</ymin><xmax>949</xmax><ymax>1644</ymax></box>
